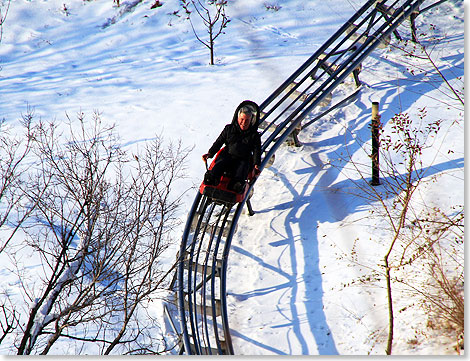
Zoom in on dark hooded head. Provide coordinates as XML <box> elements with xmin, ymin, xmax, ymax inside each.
<box><xmin>232</xmin><ymin>100</ymin><xmax>261</xmax><ymax>131</ymax></box>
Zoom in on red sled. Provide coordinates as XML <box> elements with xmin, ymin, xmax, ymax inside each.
<box><xmin>199</xmin><ymin>148</ymin><xmax>256</xmax><ymax>204</ymax></box>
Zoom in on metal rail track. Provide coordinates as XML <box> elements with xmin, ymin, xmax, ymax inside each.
<box><xmin>167</xmin><ymin>0</ymin><xmax>444</xmax><ymax>354</ymax></box>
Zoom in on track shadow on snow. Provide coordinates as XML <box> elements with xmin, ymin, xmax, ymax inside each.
<box><xmin>233</xmin><ymin>100</ymin><xmax>462</xmax><ymax>354</ymax></box>
<box><xmin>252</xmin><ymin>150</ymin><xmax>462</xmax><ymax>355</ymax></box>
<box><xmin>231</xmin><ymin>26</ymin><xmax>463</xmax><ymax>355</ymax></box>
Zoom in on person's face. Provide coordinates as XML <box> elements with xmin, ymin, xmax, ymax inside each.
<box><xmin>238</xmin><ymin>113</ymin><xmax>252</xmax><ymax>131</ymax></box>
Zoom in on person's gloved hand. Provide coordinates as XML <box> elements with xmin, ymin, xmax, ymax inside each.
<box><xmin>202</xmin><ymin>153</ymin><xmax>211</xmax><ymax>162</ymax></box>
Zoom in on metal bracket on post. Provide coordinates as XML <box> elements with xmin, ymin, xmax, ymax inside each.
<box><xmin>370</xmin><ymin>101</ymin><xmax>381</xmax><ymax>186</ymax></box>
<box><xmin>287</xmin><ymin>123</ymin><xmax>302</xmax><ymax>147</ymax></box>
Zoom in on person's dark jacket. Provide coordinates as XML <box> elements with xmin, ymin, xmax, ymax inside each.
<box><xmin>207</xmin><ymin>100</ymin><xmax>262</xmax><ymax>166</ymax></box>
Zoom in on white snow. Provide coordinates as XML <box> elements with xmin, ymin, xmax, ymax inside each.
<box><xmin>0</xmin><ymin>0</ymin><xmax>464</xmax><ymax>355</ymax></box>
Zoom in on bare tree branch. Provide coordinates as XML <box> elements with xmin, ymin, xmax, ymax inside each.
<box><xmin>181</xmin><ymin>0</ymin><xmax>230</xmax><ymax>65</ymax></box>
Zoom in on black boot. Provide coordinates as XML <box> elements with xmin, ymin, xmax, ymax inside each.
<box><xmin>229</xmin><ymin>179</ymin><xmax>245</xmax><ymax>193</ymax></box>
<box><xmin>204</xmin><ymin>171</ymin><xmax>219</xmax><ymax>186</ymax></box>
<box><xmin>233</xmin><ymin>182</ymin><xmax>244</xmax><ymax>193</ymax></box>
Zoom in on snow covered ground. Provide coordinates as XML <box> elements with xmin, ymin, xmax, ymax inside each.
<box><xmin>0</xmin><ymin>0</ymin><xmax>464</xmax><ymax>355</ymax></box>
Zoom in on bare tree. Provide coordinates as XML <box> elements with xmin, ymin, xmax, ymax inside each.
<box><xmin>11</xmin><ymin>111</ymin><xmax>189</xmax><ymax>354</ymax></box>
<box><xmin>332</xmin><ymin>106</ymin><xmax>462</xmax><ymax>354</ymax></box>
<box><xmin>378</xmin><ymin>112</ymin><xmax>433</xmax><ymax>354</ymax></box>
<box><xmin>181</xmin><ymin>0</ymin><xmax>230</xmax><ymax>65</ymax></box>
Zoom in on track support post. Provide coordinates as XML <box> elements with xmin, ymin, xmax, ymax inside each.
<box><xmin>246</xmin><ymin>199</ymin><xmax>255</xmax><ymax>216</ymax></box>
<box><xmin>370</xmin><ymin>101</ymin><xmax>381</xmax><ymax>186</ymax></box>
<box><xmin>410</xmin><ymin>5</ymin><xmax>420</xmax><ymax>42</ymax></box>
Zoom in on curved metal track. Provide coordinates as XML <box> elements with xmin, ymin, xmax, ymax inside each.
<box><xmin>171</xmin><ymin>0</ymin><xmax>440</xmax><ymax>354</ymax></box>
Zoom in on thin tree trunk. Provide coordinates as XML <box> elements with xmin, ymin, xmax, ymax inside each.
<box><xmin>384</xmin><ymin>257</ymin><xmax>393</xmax><ymax>355</ymax></box>
<box><xmin>209</xmin><ymin>29</ymin><xmax>214</xmax><ymax>65</ymax></box>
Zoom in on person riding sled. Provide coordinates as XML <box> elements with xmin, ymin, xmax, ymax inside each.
<box><xmin>202</xmin><ymin>100</ymin><xmax>262</xmax><ymax>193</ymax></box>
